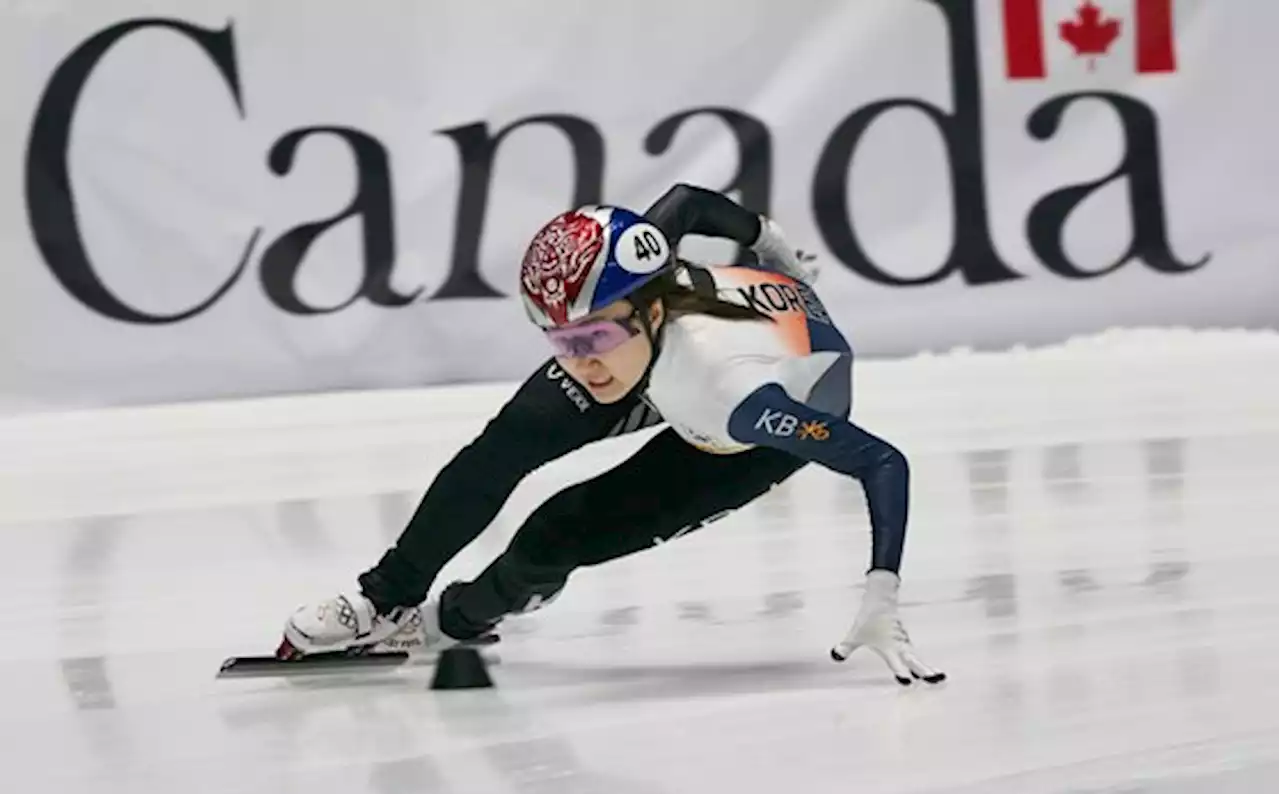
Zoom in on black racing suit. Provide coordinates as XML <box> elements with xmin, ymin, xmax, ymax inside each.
<box><xmin>358</xmin><ymin>185</ymin><xmax>817</xmax><ymax>638</ymax></box>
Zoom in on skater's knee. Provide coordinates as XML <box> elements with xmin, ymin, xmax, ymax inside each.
<box><xmin>508</xmin><ymin>514</ymin><xmax>586</xmax><ymax>572</ymax></box>
<box><xmin>505</xmin><ymin>541</ymin><xmax>583</xmax><ymax>588</ymax></box>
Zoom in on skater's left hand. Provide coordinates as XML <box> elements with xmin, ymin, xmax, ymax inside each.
<box><xmin>831</xmin><ymin>570</ymin><xmax>946</xmax><ymax>686</ymax></box>
<box><xmin>751</xmin><ymin>217</ymin><xmax>820</xmax><ymax>285</ymax></box>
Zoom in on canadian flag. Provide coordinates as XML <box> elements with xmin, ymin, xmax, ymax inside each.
<box><xmin>1002</xmin><ymin>0</ymin><xmax>1177</xmax><ymax>79</ymax></box>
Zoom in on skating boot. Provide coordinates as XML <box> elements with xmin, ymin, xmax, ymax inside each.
<box><xmin>279</xmin><ymin>592</ymin><xmax>456</xmax><ymax>660</ymax></box>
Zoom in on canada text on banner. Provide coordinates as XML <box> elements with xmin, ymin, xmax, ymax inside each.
<box><xmin>1</xmin><ymin>0</ymin><xmax>1275</xmax><ymax>410</ymax></box>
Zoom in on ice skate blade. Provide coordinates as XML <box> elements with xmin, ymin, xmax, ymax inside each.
<box><xmin>217</xmin><ymin>634</ymin><xmax>500</xmax><ymax>679</ymax></box>
<box><xmin>217</xmin><ymin>650</ymin><xmax>410</xmax><ymax>678</ymax></box>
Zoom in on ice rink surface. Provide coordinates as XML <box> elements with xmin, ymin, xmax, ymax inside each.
<box><xmin>0</xmin><ymin>329</ymin><xmax>1275</xmax><ymax>794</ymax></box>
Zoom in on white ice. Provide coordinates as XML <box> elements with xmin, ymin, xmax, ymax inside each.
<box><xmin>0</xmin><ymin>329</ymin><xmax>1275</xmax><ymax>794</ymax></box>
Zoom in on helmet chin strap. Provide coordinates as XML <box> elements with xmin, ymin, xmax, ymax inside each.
<box><xmin>627</xmin><ymin>294</ymin><xmax>667</xmax><ymax>396</ymax></box>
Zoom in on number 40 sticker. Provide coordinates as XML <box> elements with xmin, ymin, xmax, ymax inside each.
<box><xmin>615</xmin><ymin>223</ymin><xmax>670</xmax><ymax>274</ymax></box>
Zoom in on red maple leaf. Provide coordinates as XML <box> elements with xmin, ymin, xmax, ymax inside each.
<box><xmin>1059</xmin><ymin>1</ymin><xmax>1121</xmax><ymax>71</ymax></box>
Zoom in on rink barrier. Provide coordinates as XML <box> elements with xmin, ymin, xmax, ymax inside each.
<box><xmin>0</xmin><ymin>328</ymin><xmax>1274</xmax><ymax>523</ymax></box>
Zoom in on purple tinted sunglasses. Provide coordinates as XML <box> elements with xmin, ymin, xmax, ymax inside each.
<box><xmin>544</xmin><ymin>309</ymin><xmax>644</xmax><ymax>358</ymax></box>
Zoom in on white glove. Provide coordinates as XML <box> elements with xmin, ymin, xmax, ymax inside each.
<box><xmin>751</xmin><ymin>217</ymin><xmax>820</xmax><ymax>284</ymax></box>
<box><xmin>831</xmin><ymin>570</ymin><xmax>946</xmax><ymax>686</ymax></box>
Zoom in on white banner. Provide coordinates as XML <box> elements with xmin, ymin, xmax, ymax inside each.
<box><xmin>1</xmin><ymin>0</ymin><xmax>1275</xmax><ymax>410</ymax></box>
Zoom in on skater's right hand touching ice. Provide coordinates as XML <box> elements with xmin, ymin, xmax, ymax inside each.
<box><xmin>831</xmin><ymin>570</ymin><xmax>946</xmax><ymax>686</ymax></box>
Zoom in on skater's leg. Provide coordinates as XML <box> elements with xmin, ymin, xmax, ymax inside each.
<box><xmin>438</xmin><ymin>429</ymin><xmax>806</xmax><ymax>638</ymax></box>
<box><xmin>355</xmin><ymin>359</ymin><xmax>654</xmax><ymax>613</ymax></box>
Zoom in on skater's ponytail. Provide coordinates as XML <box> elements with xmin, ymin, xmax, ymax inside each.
<box><xmin>628</xmin><ymin>263</ymin><xmax>773</xmax><ymax>324</ymax></box>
